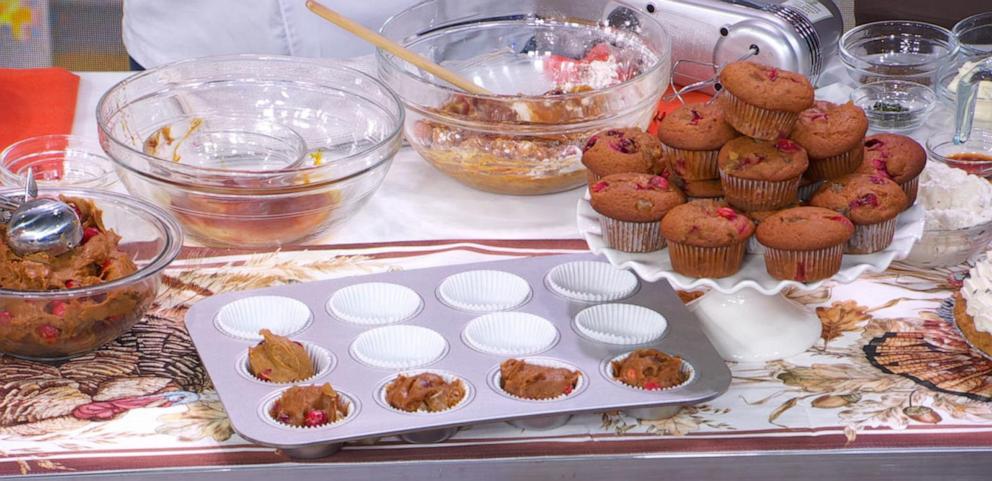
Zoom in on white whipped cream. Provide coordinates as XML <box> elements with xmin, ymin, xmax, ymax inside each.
<box><xmin>964</xmin><ymin>254</ymin><xmax>992</xmax><ymax>334</ymax></box>
<box><xmin>919</xmin><ymin>161</ymin><xmax>992</xmax><ymax>230</ymax></box>
<box><xmin>949</xmin><ymin>60</ymin><xmax>992</xmax><ymax>124</ymax></box>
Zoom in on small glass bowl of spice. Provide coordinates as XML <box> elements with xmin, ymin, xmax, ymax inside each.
<box><xmin>851</xmin><ymin>80</ymin><xmax>936</xmax><ymax>132</ymax></box>
<box><xmin>926</xmin><ymin>128</ymin><xmax>992</xmax><ymax>178</ymax></box>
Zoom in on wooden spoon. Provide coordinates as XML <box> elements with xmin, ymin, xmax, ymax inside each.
<box><xmin>305</xmin><ymin>0</ymin><xmax>491</xmax><ymax>95</ymax></box>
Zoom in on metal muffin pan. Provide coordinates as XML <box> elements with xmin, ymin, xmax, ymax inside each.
<box><xmin>186</xmin><ymin>253</ymin><xmax>731</xmax><ymax>458</ymax></box>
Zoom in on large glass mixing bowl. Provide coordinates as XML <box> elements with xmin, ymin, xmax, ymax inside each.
<box><xmin>97</xmin><ymin>55</ymin><xmax>403</xmax><ymax>247</ymax></box>
<box><xmin>378</xmin><ymin>0</ymin><xmax>671</xmax><ymax>195</ymax></box>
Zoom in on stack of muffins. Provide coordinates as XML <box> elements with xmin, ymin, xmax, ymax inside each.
<box><xmin>584</xmin><ymin>60</ymin><xmax>925</xmax><ymax>283</ymax></box>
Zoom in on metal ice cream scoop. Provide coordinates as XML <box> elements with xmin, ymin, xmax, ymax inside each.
<box><xmin>4</xmin><ymin>168</ymin><xmax>83</xmax><ymax>256</ymax></box>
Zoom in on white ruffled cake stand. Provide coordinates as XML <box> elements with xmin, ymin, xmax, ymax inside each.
<box><xmin>577</xmin><ymin>193</ymin><xmax>925</xmax><ymax>362</ymax></box>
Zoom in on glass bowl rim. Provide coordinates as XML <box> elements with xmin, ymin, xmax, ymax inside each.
<box><xmin>0</xmin><ymin>134</ymin><xmax>116</xmax><ymax>187</ymax></box>
<box><xmin>0</xmin><ymin>187</ymin><xmax>183</xmax><ymax>298</ymax></box>
<box><xmin>926</xmin><ymin>127</ymin><xmax>992</xmax><ymax>162</ymax></box>
<box><xmin>376</xmin><ymin>3</ymin><xmax>671</xmax><ymax>103</ymax></box>
<box><xmin>839</xmin><ymin>20</ymin><xmax>959</xmax><ymax>71</ymax></box>
<box><xmin>96</xmin><ymin>54</ymin><xmax>405</xmax><ymax>182</ymax></box>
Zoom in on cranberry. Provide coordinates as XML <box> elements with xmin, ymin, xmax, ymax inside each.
<box><xmin>65</xmin><ymin>279</ymin><xmax>78</xmax><ymax>289</ymax></box>
<box><xmin>802</xmin><ymin>108</ymin><xmax>828</xmax><ymax>122</ymax></box>
<box><xmin>868</xmin><ymin>175</ymin><xmax>887</xmax><ymax>185</ymax></box>
<box><xmin>827</xmin><ymin>215</ymin><xmax>851</xmax><ymax>226</ymax></box>
<box><xmin>591</xmin><ymin>181</ymin><xmax>609</xmax><ymax>193</ymax></box>
<box><xmin>849</xmin><ymin>193</ymin><xmax>880</xmax><ymax>209</ymax></box>
<box><xmin>648</xmin><ymin>175</ymin><xmax>669</xmax><ymax>190</ymax></box>
<box><xmin>47</xmin><ymin>301</ymin><xmax>67</xmax><ymax>317</ymax></box>
<box><xmin>674</xmin><ymin>158</ymin><xmax>687</xmax><ymax>175</ymax></box>
<box><xmin>716</xmin><ymin>207</ymin><xmax>738</xmax><ymax>220</ymax></box>
<box><xmin>688</xmin><ymin>109</ymin><xmax>703</xmax><ymax>126</ymax></box>
<box><xmin>37</xmin><ymin>324</ymin><xmax>60</xmax><ymax>342</ymax></box>
<box><xmin>643</xmin><ymin>382</ymin><xmax>661</xmax><ymax>390</ymax></box>
<box><xmin>276</xmin><ymin>412</ymin><xmax>291</xmax><ymax>424</ymax></box>
<box><xmin>609</xmin><ymin>137</ymin><xmax>638</xmax><ymax>154</ymax></box>
<box><xmin>864</xmin><ymin>138</ymin><xmax>884</xmax><ymax>150</ymax></box>
<box><xmin>653</xmin><ymin>111</ymin><xmax>667</xmax><ymax>123</ymax></box>
<box><xmin>304</xmin><ymin>409</ymin><xmax>329</xmax><ymax>427</ymax></box>
<box><xmin>736</xmin><ymin>219</ymin><xmax>751</xmax><ymax>235</ymax></box>
<box><xmin>81</xmin><ymin>227</ymin><xmax>100</xmax><ymax>244</ymax></box>
<box><xmin>98</xmin><ymin>260</ymin><xmax>113</xmax><ymax>277</ymax></box>
<box><xmin>605</xmin><ymin>129</ymin><xmax>624</xmax><ymax>137</ymax></box>
<box><xmin>563</xmin><ymin>384</ymin><xmax>574</xmax><ymax>395</ymax></box>
<box><xmin>625</xmin><ymin>368</ymin><xmax>638</xmax><ymax>381</ymax></box>
<box><xmin>0</xmin><ymin>311</ymin><xmax>11</xmax><ymax>325</ymax></box>
<box><xmin>583</xmin><ymin>136</ymin><xmax>598</xmax><ymax>152</ymax></box>
<box><xmin>795</xmin><ymin>262</ymin><xmax>807</xmax><ymax>282</ymax></box>
<box><xmin>257</xmin><ymin>368</ymin><xmax>272</xmax><ymax>381</ymax></box>
<box><xmin>775</xmin><ymin>138</ymin><xmax>800</xmax><ymax>152</ymax></box>
<box><xmin>767</xmin><ymin>68</ymin><xmax>779</xmax><ymax>81</ymax></box>
<box><xmin>741</xmin><ymin>153</ymin><xmax>765</xmax><ymax>166</ymax></box>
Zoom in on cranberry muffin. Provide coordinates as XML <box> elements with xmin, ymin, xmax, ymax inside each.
<box><xmin>718</xmin><ymin>137</ymin><xmax>809</xmax><ymax>211</ymax></box>
<box><xmin>856</xmin><ymin>134</ymin><xmax>926</xmax><ymax>204</ymax></box>
<box><xmin>756</xmin><ymin>207</ymin><xmax>854</xmax><ymax>282</ymax></box>
<box><xmin>684</xmin><ymin>179</ymin><xmax>724</xmax><ymax>201</ymax></box>
<box><xmin>790</xmin><ymin>101</ymin><xmax>868</xmax><ymax>180</ymax></box>
<box><xmin>657</xmin><ymin>103</ymin><xmax>738</xmax><ymax>181</ymax></box>
<box><xmin>582</xmin><ymin>128</ymin><xmax>664</xmax><ymax>184</ymax></box>
<box><xmin>718</xmin><ymin>61</ymin><xmax>815</xmax><ymax>140</ymax></box>
<box><xmin>809</xmin><ymin>174</ymin><xmax>908</xmax><ymax>254</ymax></box>
<box><xmin>660</xmin><ymin>200</ymin><xmax>754</xmax><ymax>278</ymax></box>
<box><xmin>745</xmin><ymin>204</ymin><xmax>798</xmax><ymax>254</ymax></box>
<box><xmin>590</xmin><ymin>173</ymin><xmax>686</xmax><ymax>252</ymax></box>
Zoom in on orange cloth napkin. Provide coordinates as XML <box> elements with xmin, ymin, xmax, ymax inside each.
<box><xmin>0</xmin><ymin>68</ymin><xmax>80</xmax><ymax>152</ymax></box>
<box><xmin>648</xmin><ymin>87</ymin><xmax>712</xmax><ymax>135</ymax></box>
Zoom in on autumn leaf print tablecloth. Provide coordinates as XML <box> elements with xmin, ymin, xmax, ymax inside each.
<box><xmin>1</xmin><ymin>239</ymin><xmax>990</xmax><ymax>476</ymax></box>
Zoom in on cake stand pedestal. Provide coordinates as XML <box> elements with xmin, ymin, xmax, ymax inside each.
<box><xmin>688</xmin><ymin>290</ymin><xmax>820</xmax><ymax>362</ymax></box>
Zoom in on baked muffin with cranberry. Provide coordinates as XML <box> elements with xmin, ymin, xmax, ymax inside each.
<box><xmin>660</xmin><ymin>200</ymin><xmax>753</xmax><ymax>278</ymax></box>
<box><xmin>590</xmin><ymin>173</ymin><xmax>686</xmax><ymax>252</ymax></box>
<box><xmin>718</xmin><ymin>137</ymin><xmax>809</xmax><ymax>211</ymax></box>
<box><xmin>657</xmin><ymin>103</ymin><xmax>738</xmax><ymax>181</ymax></box>
<box><xmin>718</xmin><ymin>61</ymin><xmax>814</xmax><ymax>140</ymax></box>
<box><xmin>809</xmin><ymin>173</ymin><xmax>908</xmax><ymax>254</ymax></box>
<box><xmin>756</xmin><ymin>207</ymin><xmax>854</xmax><ymax>282</ymax></box>
<box><xmin>582</xmin><ymin>128</ymin><xmax>664</xmax><ymax>184</ymax></box>
<box><xmin>790</xmin><ymin>101</ymin><xmax>868</xmax><ymax>180</ymax></box>
<box><xmin>745</xmin><ymin>204</ymin><xmax>798</xmax><ymax>254</ymax></box>
<box><xmin>856</xmin><ymin>134</ymin><xmax>926</xmax><ymax>204</ymax></box>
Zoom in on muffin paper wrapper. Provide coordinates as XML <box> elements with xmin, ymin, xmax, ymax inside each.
<box><xmin>667</xmin><ymin>241</ymin><xmax>747</xmax><ymax>278</ymax></box>
<box><xmin>721</xmin><ymin>90</ymin><xmax>800</xmax><ymax>141</ymax></box>
<box><xmin>546</xmin><ymin>261</ymin><xmax>639</xmax><ymax>302</ymax></box>
<box><xmin>805</xmin><ymin>144</ymin><xmax>863</xmax><ymax>181</ymax></box>
<box><xmin>721</xmin><ymin>173</ymin><xmax>800</xmax><ymax>211</ymax></box>
<box><xmin>660</xmin><ymin>144</ymin><xmax>720</xmax><ymax>181</ymax></box>
<box><xmin>847</xmin><ymin>217</ymin><xmax>897</xmax><ymax>254</ymax></box>
<box><xmin>604</xmin><ymin>352</ymin><xmax>695</xmax><ymax>392</ymax></box>
<box><xmin>491</xmin><ymin>357</ymin><xmax>585</xmax><ymax>403</ymax></box>
<box><xmin>376</xmin><ymin>369</ymin><xmax>473</xmax><ymax>415</ymax></box>
<box><xmin>328</xmin><ymin>282</ymin><xmax>422</xmax><ymax>325</ymax></box>
<box><xmin>797</xmin><ymin>180</ymin><xmax>823</xmax><ymax>203</ymax></box>
<box><xmin>260</xmin><ymin>388</ymin><xmax>359</xmax><ymax>430</ymax></box>
<box><xmin>237</xmin><ymin>341</ymin><xmax>334</xmax><ymax>384</ymax></box>
<box><xmin>463</xmin><ymin>312</ymin><xmax>559</xmax><ymax>355</ymax></box>
<box><xmin>437</xmin><ymin>270</ymin><xmax>531</xmax><ymax>312</ymax></box>
<box><xmin>900</xmin><ymin>176</ymin><xmax>919</xmax><ymax>206</ymax></box>
<box><xmin>350</xmin><ymin>325</ymin><xmax>448</xmax><ymax>369</ymax></box>
<box><xmin>600</xmin><ymin>217</ymin><xmax>665</xmax><ymax>253</ymax></box>
<box><xmin>762</xmin><ymin>243</ymin><xmax>845</xmax><ymax>282</ymax></box>
<box><xmin>573</xmin><ymin>303</ymin><xmax>668</xmax><ymax>345</ymax></box>
<box><xmin>215</xmin><ymin>296</ymin><xmax>312</xmax><ymax>340</ymax></box>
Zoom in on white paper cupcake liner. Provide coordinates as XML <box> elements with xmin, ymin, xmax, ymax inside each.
<box><xmin>463</xmin><ymin>312</ymin><xmax>559</xmax><ymax>355</ymax></box>
<box><xmin>327</xmin><ymin>282</ymin><xmax>423</xmax><ymax>325</ymax></box>
<box><xmin>437</xmin><ymin>270</ymin><xmax>531</xmax><ymax>312</ymax></box>
<box><xmin>660</xmin><ymin>143</ymin><xmax>721</xmax><ymax>181</ymax></box>
<box><xmin>847</xmin><ymin>217</ymin><xmax>897</xmax><ymax>254</ymax></box>
<box><xmin>805</xmin><ymin>144</ymin><xmax>862</xmax><ymax>181</ymax></box>
<box><xmin>721</xmin><ymin>90</ymin><xmax>800</xmax><ymax>141</ymax></box>
<box><xmin>259</xmin><ymin>387</ymin><xmax>359</xmax><ymax>430</ymax></box>
<box><xmin>603</xmin><ymin>352</ymin><xmax>695</xmax><ymax>392</ymax></box>
<box><xmin>490</xmin><ymin>357</ymin><xmax>586</xmax><ymax>402</ymax></box>
<box><xmin>545</xmin><ymin>261</ymin><xmax>639</xmax><ymax>302</ymax></box>
<box><xmin>720</xmin><ymin>173</ymin><xmax>800</xmax><ymax>211</ymax></box>
<box><xmin>600</xmin><ymin>216</ymin><xmax>665</xmax><ymax>253</ymax></box>
<box><xmin>762</xmin><ymin>243</ymin><xmax>845</xmax><ymax>282</ymax></box>
<box><xmin>236</xmin><ymin>341</ymin><xmax>335</xmax><ymax>384</ymax></box>
<box><xmin>667</xmin><ymin>241</ymin><xmax>747</xmax><ymax>278</ymax></box>
<box><xmin>900</xmin><ymin>176</ymin><xmax>919</xmax><ymax>205</ymax></box>
<box><xmin>215</xmin><ymin>296</ymin><xmax>312</xmax><ymax>340</ymax></box>
<box><xmin>798</xmin><ymin>180</ymin><xmax>823</xmax><ymax>203</ymax></box>
<box><xmin>350</xmin><ymin>325</ymin><xmax>448</xmax><ymax>369</ymax></box>
<box><xmin>375</xmin><ymin>369</ymin><xmax>474</xmax><ymax>415</ymax></box>
<box><xmin>573</xmin><ymin>303</ymin><xmax>669</xmax><ymax>345</ymax></box>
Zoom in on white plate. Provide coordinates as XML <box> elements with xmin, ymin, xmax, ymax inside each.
<box><xmin>577</xmin><ymin>192</ymin><xmax>925</xmax><ymax>294</ymax></box>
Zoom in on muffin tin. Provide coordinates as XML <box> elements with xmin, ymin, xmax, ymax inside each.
<box><xmin>186</xmin><ymin>253</ymin><xmax>730</xmax><ymax>458</ymax></box>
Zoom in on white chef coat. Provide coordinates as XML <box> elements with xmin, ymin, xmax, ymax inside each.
<box><xmin>122</xmin><ymin>0</ymin><xmax>419</xmax><ymax>69</ymax></box>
